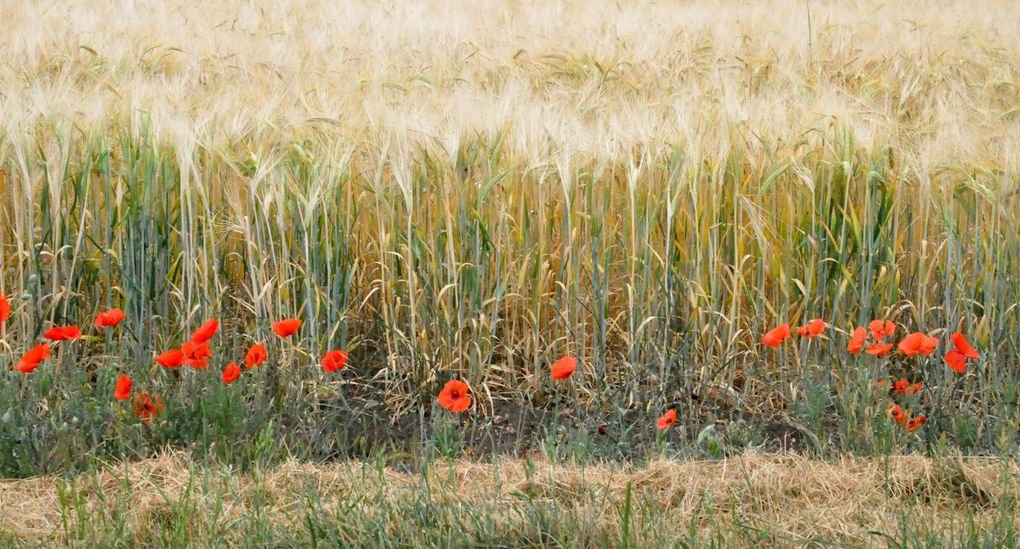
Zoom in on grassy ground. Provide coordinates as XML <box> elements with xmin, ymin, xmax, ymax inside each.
<box><xmin>1</xmin><ymin>0</ymin><xmax>1020</xmax><ymax>543</ymax></box>
<box><xmin>2</xmin><ymin>453</ymin><xmax>1018</xmax><ymax>547</ymax></box>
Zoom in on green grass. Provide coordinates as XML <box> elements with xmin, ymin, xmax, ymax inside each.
<box><xmin>1</xmin><ymin>124</ymin><xmax>1019</xmax><ymax>477</ymax></box>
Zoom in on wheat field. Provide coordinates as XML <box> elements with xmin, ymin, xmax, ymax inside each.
<box><xmin>1</xmin><ymin>0</ymin><xmax>1019</xmax><ymax>545</ymax></box>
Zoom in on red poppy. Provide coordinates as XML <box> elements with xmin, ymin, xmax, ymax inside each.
<box><xmin>907</xmin><ymin>415</ymin><xmax>927</xmax><ymax>433</ymax></box>
<box><xmin>869</xmin><ymin>320</ymin><xmax>896</xmax><ymax>341</ymax></box>
<box><xmin>16</xmin><ymin>343</ymin><xmax>51</xmax><ymax>374</ymax></box>
<box><xmin>191</xmin><ymin>318</ymin><xmax>219</xmax><ymax>343</ymax></box>
<box><xmin>551</xmin><ymin>356</ymin><xmax>578</xmax><ymax>380</ymax></box>
<box><xmin>156</xmin><ymin>349</ymin><xmax>184</xmax><ymax>368</ymax></box>
<box><xmin>222</xmin><ymin>362</ymin><xmax>240</xmax><ymax>384</ymax></box>
<box><xmin>0</xmin><ymin>295</ymin><xmax>10</xmax><ymax>325</ymax></box>
<box><xmin>865</xmin><ymin>343</ymin><xmax>894</xmax><ymax>356</ymax></box>
<box><xmin>944</xmin><ymin>349</ymin><xmax>967</xmax><ymax>374</ymax></box>
<box><xmin>272</xmin><ymin>318</ymin><xmax>302</xmax><ymax>338</ymax></box>
<box><xmin>657</xmin><ymin>409</ymin><xmax>677</xmax><ymax>431</ymax></box>
<box><xmin>892</xmin><ymin>379</ymin><xmax>910</xmax><ymax>393</ymax></box>
<box><xmin>94</xmin><ymin>308</ymin><xmax>126</xmax><ymax>328</ymax></box>
<box><xmin>950</xmin><ymin>332</ymin><xmax>980</xmax><ymax>360</ymax></box>
<box><xmin>438</xmin><ymin>379</ymin><xmax>471</xmax><ymax>412</ymax></box>
<box><xmin>245</xmin><ymin>344</ymin><xmax>268</xmax><ymax>368</ymax></box>
<box><xmin>762</xmin><ymin>323</ymin><xmax>792</xmax><ymax>347</ymax></box>
<box><xmin>181</xmin><ymin>340</ymin><xmax>212</xmax><ymax>369</ymax></box>
<box><xmin>909</xmin><ymin>382</ymin><xmax>922</xmax><ymax>395</ymax></box>
<box><xmin>898</xmin><ymin>332</ymin><xmax>938</xmax><ymax>357</ymax></box>
<box><xmin>847</xmin><ymin>327</ymin><xmax>868</xmax><ymax>355</ymax></box>
<box><xmin>133</xmin><ymin>391</ymin><xmax>163</xmax><ymax>422</ymax></box>
<box><xmin>796</xmin><ymin>319</ymin><xmax>826</xmax><ymax>338</ymax></box>
<box><xmin>114</xmin><ymin>374</ymin><xmax>132</xmax><ymax>400</ymax></box>
<box><xmin>322</xmin><ymin>350</ymin><xmax>348</xmax><ymax>373</ymax></box>
<box><xmin>886</xmin><ymin>403</ymin><xmax>909</xmax><ymax>426</ymax></box>
<box><xmin>44</xmin><ymin>325</ymin><xmax>82</xmax><ymax>341</ymax></box>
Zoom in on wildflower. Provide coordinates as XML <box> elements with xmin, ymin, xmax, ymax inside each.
<box><xmin>16</xmin><ymin>343</ymin><xmax>51</xmax><ymax>374</ymax></box>
<box><xmin>950</xmin><ymin>332</ymin><xmax>980</xmax><ymax>360</ymax></box>
<box><xmin>898</xmin><ymin>332</ymin><xmax>938</xmax><ymax>357</ymax></box>
<box><xmin>191</xmin><ymin>318</ymin><xmax>219</xmax><ymax>344</ymax></box>
<box><xmin>847</xmin><ymin>327</ymin><xmax>868</xmax><ymax>355</ymax></box>
<box><xmin>245</xmin><ymin>344</ymin><xmax>268</xmax><ymax>368</ymax></box>
<box><xmin>222</xmin><ymin>362</ymin><xmax>240</xmax><ymax>384</ymax></box>
<box><xmin>762</xmin><ymin>323</ymin><xmax>792</xmax><ymax>347</ymax></box>
<box><xmin>907</xmin><ymin>415</ymin><xmax>928</xmax><ymax>433</ymax></box>
<box><xmin>551</xmin><ymin>356</ymin><xmax>578</xmax><ymax>380</ymax></box>
<box><xmin>114</xmin><ymin>375</ymin><xmax>132</xmax><ymax>400</ymax></box>
<box><xmin>892</xmin><ymin>379</ymin><xmax>910</xmax><ymax>393</ymax></box>
<box><xmin>438</xmin><ymin>379</ymin><xmax>471</xmax><ymax>412</ymax></box>
<box><xmin>0</xmin><ymin>295</ymin><xmax>10</xmax><ymax>325</ymax></box>
<box><xmin>272</xmin><ymin>318</ymin><xmax>302</xmax><ymax>338</ymax></box>
<box><xmin>869</xmin><ymin>320</ymin><xmax>896</xmax><ymax>341</ymax></box>
<box><xmin>944</xmin><ymin>349</ymin><xmax>967</xmax><ymax>374</ymax></box>
<box><xmin>322</xmin><ymin>350</ymin><xmax>348</xmax><ymax>373</ymax></box>
<box><xmin>886</xmin><ymin>403</ymin><xmax>909</xmax><ymax>426</ymax></box>
<box><xmin>44</xmin><ymin>325</ymin><xmax>82</xmax><ymax>341</ymax></box>
<box><xmin>133</xmin><ymin>391</ymin><xmax>163</xmax><ymax>422</ymax></box>
<box><xmin>865</xmin><ymin>343</ymin><xmax>894</xmax><ymax>356</ymax></box>
<box><xmin>796</xmin><ymin>319</ymin><xmax>826</xmax><ymax>338</ymax></box>
<box><xmin>181</xmin><ymin>340</ymin><xmax>212</xmax><ymax>369</ymax></box>
<box><xmin>156</xmin><ymin>349</ymin><xmax>184</xmax><ymax>368</ymax></box>
<box><xmin>657</xmin><ymin>409</ymin><xmax>677</xmax><ymax>431</ymax></box>
<box><xmin>94</xmin><ymin>309</ymin><xmax>126</xmax><ymax>328</ymax></box>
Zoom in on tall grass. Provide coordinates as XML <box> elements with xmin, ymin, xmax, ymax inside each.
<box><xmin>1</xmin><ymin>0</ymin><xmax>1019</xmax><ymax>475</ymax></box>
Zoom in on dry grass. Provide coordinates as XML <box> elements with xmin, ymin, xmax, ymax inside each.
<box><xmin>2</xmin><ymin>453</ymin><xmax>1017</xmax><ymax>545</ymax></box>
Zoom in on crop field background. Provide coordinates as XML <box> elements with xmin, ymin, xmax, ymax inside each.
<box><xmin>1</xmin><ymin>0</ymin><xmax>1020</xmax><ymax>545</ymax></box>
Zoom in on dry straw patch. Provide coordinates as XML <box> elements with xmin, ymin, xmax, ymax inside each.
<box><xmin>1</xmin><ymin>453</ymin><xmax>1016</xmax><ymax>545</ymax></box>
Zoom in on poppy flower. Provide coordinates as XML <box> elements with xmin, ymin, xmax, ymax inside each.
<box><xmin>950</xmin><ymin>332</ymin><xmax>980</xmax><ymax>360</ymax></box>
<box><xmin>245</xmin><ymin>344</ymin><xmax>268</xmax><ymax>368</ymax></box>
<box><xmin>44</xmin><ymin>325</ymin><xmax>82</xmax><ymax>341</ymax></box>
<box><xmin>272</xmin><ymin>318</ymin><xmax>302</xmax><ymax>338</ymax></box>
<box><xmin>222</xmin><ymin>362</ymin><xmax>240</xmax><ymax>384</ymax></box>
<box><xmin>907</xmin><ymin>415</ymin><xmax>927</xmax><ymax>433</ymax></box>
<box><xmin>847</xmin><ymin>327</ymin><xmax>868</xmax><ymax>355</ymax></box>
<box><xmin>114</xmin><ymin>374</ymin><xmax>132</xmax><ymax>400</ymax></box>
<box><xmin>869</xmin><ymin>320</ymin><xmax>896</xmax><ymax>341</ymax></box>
<box><xmin>657</xmin><ymin>409</ymin><xmax>677</xmax><ymax>431</ymax></box>
<box><xmin>438</xmin><ymin>379</ymin><xmax>471</xmax><ymax>412</ymax></box>
<box><xmin>16</xmin><ymin>343</ymin><xmax>51</xmax><ymax>374</ymax></box>
<box><xmin>909</xmin><ymin>382</ymin><xmax>922</xmax><ymax>395</ymax></box>
<box><xmin>898</xmin><ymin>332</ymin><xmax>938</xmax><ymax>357</ymax></box>
<box><xmin>886</xmin><ymin>403</ymin><xmax>909</xmax><ymax>426</ymax></box>
<box><xmin>865</xmin><ymin>343</ymin><xmax>894</xmax><ymax>356</ymax></box>
<box><xmin>94</xmin><ymin>308</ymin><xmax>126</xmax><ymax>328</ymax></box>
<box><xmin>796</xmin><ymin>319</ymin><xmax>826</xmax><ymax>338</ymax></box>
<box><xmin>191</xmin><ymin>318</ymin><xmax>219</xmax><ymax>343</ymax></box>
<box><xmin>181</xmin><ymin>340</ymin><xmax>212</xmax><ymax>369</ymax></box>
<box><xmin>944</xmin><ymin>349</ymin><xmax>967</xmax><ymax>374</ymax></box>
<box><xmin>551</xmin><ymin>356</ymin><xmax>578</xmax><ymax>380</ymax></box>
<box><xmin>892</xmin><ymin>379</ymin><xmax>910</xmax><ymax>393</ymax></box>
<box><xmin>322</xmin><ymin>350</ymin><xmax>348</xmax><ymax>373</ymax></box>
<box><xmin>156</xmin><ymin>349</ymin><xmax>184</xmax><ymax>368</ymax></box>
<box><xmin>133</xmin><ymin>391</ymin><xmax>163</xmax><ymax>422</ymax></box>
<box><xmin>762</xmin><ymin>323</ymin><xmax>792</xmax><ymax>347</ymax></box>
<box><xmin>0</xmin><ymin>295</ymin><xmax>10</xmax><ymax>324</ymax></box>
